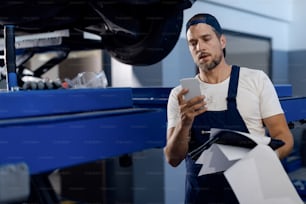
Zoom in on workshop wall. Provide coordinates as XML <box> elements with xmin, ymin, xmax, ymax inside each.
<box><xmin>181</xmin><ymin>0</ymin><xmax>306</xmax><ymax>96</ymax></box>
<box><xmin>179</xmin><ymin>0</ymin><xmax>292</xmax><ymax>84</ymax></box>
<box><xmin>288</xmin><ymin>1</ymin><xmax>306</xmax><ymax>96</ymax></box>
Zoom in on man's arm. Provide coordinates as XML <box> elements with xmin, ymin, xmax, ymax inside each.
<box><xmin>263</xmin><ymin>113</ymin><xmax>294</xmax><ymax>159</ymax></box>
<box><xmin>164</xmin><ymin>125</ymin><xmax>191</xmax><ymax>167</ymax></box>
<box><xmin>164</xmin><ymin>88</ymin><xmax>206</xmax><ymax>167</ymax></box>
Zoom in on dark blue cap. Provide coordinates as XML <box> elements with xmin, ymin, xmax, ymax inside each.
<box><xmin>186</xmin><ymin>13</ymin><xmax>223</xmax><ymax>35</ymax></box>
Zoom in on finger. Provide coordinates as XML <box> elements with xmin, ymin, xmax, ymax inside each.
<box><xmin>177</xmin><ymin>88</ymin><xmax>189</xmax><ymax>105</ymax></box>
<box><xmin>193</xmin><ymin>100</ymin><xmax>206</xmax><ymax>111</ymax></box>
<box><xmin>193</xmin><ymin>95</ymin><xmax>205</xmax><ymax>102</ymax></box>
<box><xmin>194</xmin><ymin>107</ymin><xmax>207</xmax><ymax>115</ymax></box>
<box><xmin>186</xmin><ymin>95</ymin><xmax>205</xmax><ymax>107</ymax></box>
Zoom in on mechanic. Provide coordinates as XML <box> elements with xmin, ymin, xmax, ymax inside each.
<box><xmin>163</xmin><ymin>13</ymin><xmax>294</xmax><ymax>204</ymax></box>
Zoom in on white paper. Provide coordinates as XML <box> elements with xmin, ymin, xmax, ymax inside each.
<box><xmin>196</xmin><ymin>144</ymin><xmax>250</xmax><ymax>175</ymax></box>
<box><xmin>218</xmin><ymin>143</ymin><xmax>250</xmax><ymax>161</ymax></box>
<box><xmin>196</xmin><ymin>144</ymin><xmax>235</xmax><ymax>175</ymax></box>
<box><xmin>224</xmin><ymin>144</ymin><xmax>303</xmax><ymax>204</ymax></box>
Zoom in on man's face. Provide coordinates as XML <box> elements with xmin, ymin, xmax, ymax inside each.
<box><xmin>187</xmin><ymin>23</ymin><xmax>225</xmax><ymax>72</ymax></box>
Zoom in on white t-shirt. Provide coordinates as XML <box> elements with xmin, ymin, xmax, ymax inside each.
<box><xmin>167</xmin><ymin>67</ymin><xmax>283</xmax><ymax>137</ymax></box>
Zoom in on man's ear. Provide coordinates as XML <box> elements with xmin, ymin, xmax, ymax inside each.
<box><xmin>220</xmin><ymin>34</ymin><xmax>226</xmax><ymax>49</ymax></box>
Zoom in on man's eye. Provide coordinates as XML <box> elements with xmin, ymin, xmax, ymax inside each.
<box><xmin>189</xmin><ymin>42</ymin><xmax>197</xmax><ymax>46</ymax></box>
<box><xmin>203</xmin><ymin>37</ymin><xmax>211</xmax><ymax>42</ymax></box>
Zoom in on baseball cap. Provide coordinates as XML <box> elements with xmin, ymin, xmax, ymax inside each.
<box><xmin>186</xmin><ymin>13</ymin><xmax>223</xmax><ymax>35</ymax></box>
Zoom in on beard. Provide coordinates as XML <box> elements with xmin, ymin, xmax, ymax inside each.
<box><xmin>198</xmin><ymin>51</ymin><xmax>222</xmax><ymax>72</ymax></box>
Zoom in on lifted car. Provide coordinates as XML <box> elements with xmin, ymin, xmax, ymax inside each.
<box><xmin>0</xmin><ymin>0</ymin><xmax>196</xmax><ymax>66</ymax></box>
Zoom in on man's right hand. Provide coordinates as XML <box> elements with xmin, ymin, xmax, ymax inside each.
<box><xmin>177</xmin><ymin>88</ymin><xmax>207</xmax><ymax>128</ymax></box>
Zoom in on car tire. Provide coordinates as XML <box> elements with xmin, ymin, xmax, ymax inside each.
<box><xmin>102</xmin><ymin>9</ymin><xmax>183</xmax><ymax>66</ymax></box>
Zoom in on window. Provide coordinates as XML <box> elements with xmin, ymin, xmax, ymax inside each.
<box><xmin>224</xmin><ymin>30</ymin><xmax>272</xmax><ymax>77</ymax></box>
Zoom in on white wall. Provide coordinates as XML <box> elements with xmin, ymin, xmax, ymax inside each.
<box><xmin>202</xmin><ymin>0</ymin><xmax>292</xmax><ymax>21</ymax></box>
<box><xmin>206</xmin><ymin>0</ymin><xmax>306</xmax><ymax>51</ymax></box>
<box><xmin>111</xmin><ymin>58</ymin><xmax>141</xmax><ymax>87</ymax></box>
<box><xmin>182</xmin><ymin>0</ymin><xmax>293</xmax><ymax>51</ymax></box>
<box><xmin>289</xmin><ymin>1</ymin><xmax>306</xmax><ymax>50</ymax></box>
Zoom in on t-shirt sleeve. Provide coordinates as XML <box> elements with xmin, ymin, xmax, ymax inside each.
<box><xmin>259</xmin><ymin>71</ymin><xmax>284</xmax><ymax>118</ymax></box>
<box><xmin>167</xmin><ymin>87</ymin><xmax>181</xmax><ymax>129</ymax></box>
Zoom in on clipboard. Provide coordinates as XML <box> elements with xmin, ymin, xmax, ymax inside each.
<box><xmin>188</xmin><ymin>129</ymin><xmax>285</xmax><ymax>160</ymax></box>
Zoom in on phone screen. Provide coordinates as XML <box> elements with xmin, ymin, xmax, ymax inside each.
<box><xmin>180</xmin><ymin>78</ymin><xmax>201</xmax><ymax>100</ymax></box>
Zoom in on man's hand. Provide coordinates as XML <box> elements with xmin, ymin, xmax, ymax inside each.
<box><xmin>177</xmin><ymin>88</ymin><xmax>207</xmax><ymax>128</ymax></box>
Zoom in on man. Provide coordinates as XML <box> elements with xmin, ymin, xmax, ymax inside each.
<box><xmin>163</xmin><ymin>13</ymin><xmax>294</xmax><ymax>204</ymax></box>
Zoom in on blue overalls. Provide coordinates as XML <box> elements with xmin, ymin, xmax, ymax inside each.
<box><xmin>185</xmin><ymin>66</ymin><xmax>249</xmax><ymax>204</ymax></box>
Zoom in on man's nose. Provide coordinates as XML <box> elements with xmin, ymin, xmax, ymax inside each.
<box><xmin>196</xmin><ymin>40</ymin><xmax>206</xmax><ymax>51</ymax></box>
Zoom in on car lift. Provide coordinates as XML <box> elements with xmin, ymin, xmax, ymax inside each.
<box><xmin>0</xmin><ymin>25</ymin><xmax>167</xmax><ymax>203</ymax></box>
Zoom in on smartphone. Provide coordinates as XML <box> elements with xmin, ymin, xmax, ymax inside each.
<box><xmin>180</xmin><ymin>78</ymin><xmax>202</xmax><ymax>100</ymax></box>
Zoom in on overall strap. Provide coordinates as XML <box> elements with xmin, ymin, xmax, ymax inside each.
<box><xmin>227</xmin><ymin>65</ymin><xmax>240</xmax><ymax>109</ymax></box>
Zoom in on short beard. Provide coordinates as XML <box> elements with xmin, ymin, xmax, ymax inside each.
<box><xmin>198</xmin><ymin>53</ymin><xmax>222</xmax><ymax>72</ymax></box>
